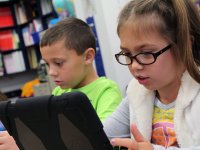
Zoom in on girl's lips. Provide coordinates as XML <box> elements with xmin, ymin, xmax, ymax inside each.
<box><xmin>136</xmin><ymin>76</ymin><xmax>149</xmax><ymax>85</ymax></box>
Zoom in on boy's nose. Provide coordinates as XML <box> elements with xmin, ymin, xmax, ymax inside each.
<box><xmin>48</xmin><ymin>68</ymin><xmax>58</xmax><ymax>77</ymax></box>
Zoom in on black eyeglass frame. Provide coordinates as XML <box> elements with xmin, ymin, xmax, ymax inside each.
<box><xmin>115</xmin><ymin>44</ymin><xmax>173</xmax><ymax>65</ymax></box>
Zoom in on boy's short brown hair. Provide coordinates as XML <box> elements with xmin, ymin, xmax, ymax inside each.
<box><xmin>40</xmin><ymin>17</ymin><xmax>96</xmax><ymax>55</ymax></box>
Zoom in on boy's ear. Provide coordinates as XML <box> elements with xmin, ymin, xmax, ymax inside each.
<box><xmin>84</xmin><ymin>48</ymin><xmax>95</xmax><ymax>64</ymax></box>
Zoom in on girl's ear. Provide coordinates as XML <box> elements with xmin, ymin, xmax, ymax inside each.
<box><xmin>84</xmin><ymin>48</ymin><xmax>95</xmax><ymax>64</ymax></box>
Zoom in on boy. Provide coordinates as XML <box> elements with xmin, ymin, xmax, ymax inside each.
<box><xmin>40</xmin><ymin>17</ymin><xmax>122</xmax><ymax>121</ymax></box>
<box><xmin>0</xmin><ymin>18</ymin><xmax>122</xmax><ymax>149</ymax></box>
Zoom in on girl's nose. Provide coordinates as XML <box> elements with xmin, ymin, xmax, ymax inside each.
<box><xmin>129</xmin><ymin>59</ymin><xmax>144</xmax><ymax>71</ymax></box>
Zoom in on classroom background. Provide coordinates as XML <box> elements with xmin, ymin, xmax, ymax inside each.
<box><xmin>0</xmin><ymin>0</ymin><xmax>199</xmax><ymax>100</ymax></box>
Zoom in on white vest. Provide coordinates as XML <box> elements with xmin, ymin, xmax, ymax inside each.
<box><xmin>126</xmin><ymin>71</ymin><xmax>200</xmax><ymax>148</ymax></box>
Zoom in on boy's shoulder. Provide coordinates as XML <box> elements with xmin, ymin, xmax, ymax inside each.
<box><xmin>52</xmin><ymin>86</ymin><xmax>71</xmax><ymax>96</ymax></box>
<box><xmin>94</xmin><ymin>77</ymin><xmax>119</xmax><ymax>87</ymax></box>
<box><xmin>51</xmin><ymin>77</ymin><xmax>120</xmax><ymax>95</ymax></box>
<box><xmin>91</xmin><ymin>77</ymin><xmax>121</xmax><ymax>94</ymax></box>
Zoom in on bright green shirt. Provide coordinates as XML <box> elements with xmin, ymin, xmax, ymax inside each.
<box><xmin>52</xmin><ymin>77</ymin><xmax>122</xmax><ymax>121</ymax></box>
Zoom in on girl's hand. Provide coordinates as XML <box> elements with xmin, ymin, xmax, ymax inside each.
<box><xmin>111</xmin><ymin>124</ymin><xmax>153</xmax><ymax>150</ymax></box>
<box><xmin>0</xmin><ymin>131</ymin><xmax>19</xmax><ymax>150</ymax></box>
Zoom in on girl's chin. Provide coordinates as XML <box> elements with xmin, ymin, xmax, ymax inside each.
<box><xmin>142</xmin><ymin>85</ymin><xmax>156</xmax><ymax>91</ymax></box>
<box><xmin>139</xmin><ymin>82</ymin><xmax>154</xmax><ymax>90</ymax></box>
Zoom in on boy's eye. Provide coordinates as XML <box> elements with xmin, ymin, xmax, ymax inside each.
<box><xmin>54</xmin><ymin>61</ymin><xmax>63</xmax><ymax>66</ymax></box>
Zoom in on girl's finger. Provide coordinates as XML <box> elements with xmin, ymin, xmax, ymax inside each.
<box><xmin>110</xmin><ymin>138</ymin><xmax>138</xmax><ymax>150</ymax></box>
<box><xmin>131</xmin><ymin>124</ymin><xmax>146</xmax><ymax>142</ymax></box>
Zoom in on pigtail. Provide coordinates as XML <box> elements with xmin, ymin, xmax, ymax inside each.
<box><xmin>172</xmin><ymin>0</ymin><xmax>200</xmax><ymax>83</ymax></box>
<box><xmin>171</xmin><ymin>1</ymin><xmax>190</xmax><ymax>62</ymax></box>
<box><xmin>185</xmin><ymin>0</ymin><xmax>200</xmax><ymax>65</ymax></box>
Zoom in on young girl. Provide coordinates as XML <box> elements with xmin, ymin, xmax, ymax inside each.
<box><xmin>103</xmin><ymin>0</ymin><xmax>200</xmax><ymax>149</ymax></box>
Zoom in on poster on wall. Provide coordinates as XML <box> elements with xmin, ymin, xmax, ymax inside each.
<box><xmin>49</xmin><ymin>0</ymin><xmax>76</xmax><ymax>26</ymax></box>
<box><xmin>52</xmin><ymin>0</ymin><xmax>76</xmax><ymax>19</ymax></box>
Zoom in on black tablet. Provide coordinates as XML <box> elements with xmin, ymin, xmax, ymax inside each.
<box><xmin>0</xmin><ymin>92</ymin><xmax>113</xmax><ymax>150</ymax></box>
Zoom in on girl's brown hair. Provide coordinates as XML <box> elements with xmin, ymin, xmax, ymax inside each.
<box><xmin>117</xmin><ymin>0</ymin><xmax>200</xmax><ymax>83</ymax></box>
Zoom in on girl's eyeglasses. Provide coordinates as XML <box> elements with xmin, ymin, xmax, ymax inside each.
<box><xmin>115</xmin><ymin>44</ymin><xmax>173</xmax><ymax>65</ymax></box>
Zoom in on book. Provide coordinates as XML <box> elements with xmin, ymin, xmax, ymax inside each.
<box><xmin>3</xmin><ymin>51</ymin><xmax>25</xmax><ymax>74</ymax></box>
<box><xmin>0</xmin><ymin>29</ymin><xmax>19</xmax><ymax>51</ymax></box>
<box><xmin>27</xmin><ymin>47</ymin><xmax>38</xmax><ymax>69</ymax></box>
<box><xmin>14</xmin><ymin>2</ymin><xmax>28</xmax><ymax>25</ymax></box>
<box><xmin>12</xmin><ymin>30</ymin><xmax>20</xmax><ymax>49</ymax></box>
<box><xmin>22</xmin><ymin>27</ymin><xmax>34</xmax><ymax>46</ymax></box>
<box><xmin>0</xmin><ymin>30</ymin><xmax>14</xmax><ymax>51</ymax></box>
<box><xmin>40</xmin><ymin>0</ymin><xmax>53</xmax><ymax>15</ymax></box>
<box><xmin>0</xmin><ymin>7</ymin><xmax>14</xmax><ymax>28</ymax></box>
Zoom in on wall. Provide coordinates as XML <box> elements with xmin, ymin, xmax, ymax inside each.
<box><xmin>73</xmin><ymin>0</ymin><xmax>132</xmax><ymax>95</ymax></box>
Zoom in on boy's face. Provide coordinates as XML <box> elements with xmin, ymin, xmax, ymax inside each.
<box><xmin>40</xmin><ymin>39</ymin><xmax>89</xmax><ymax>89</ymax></box>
